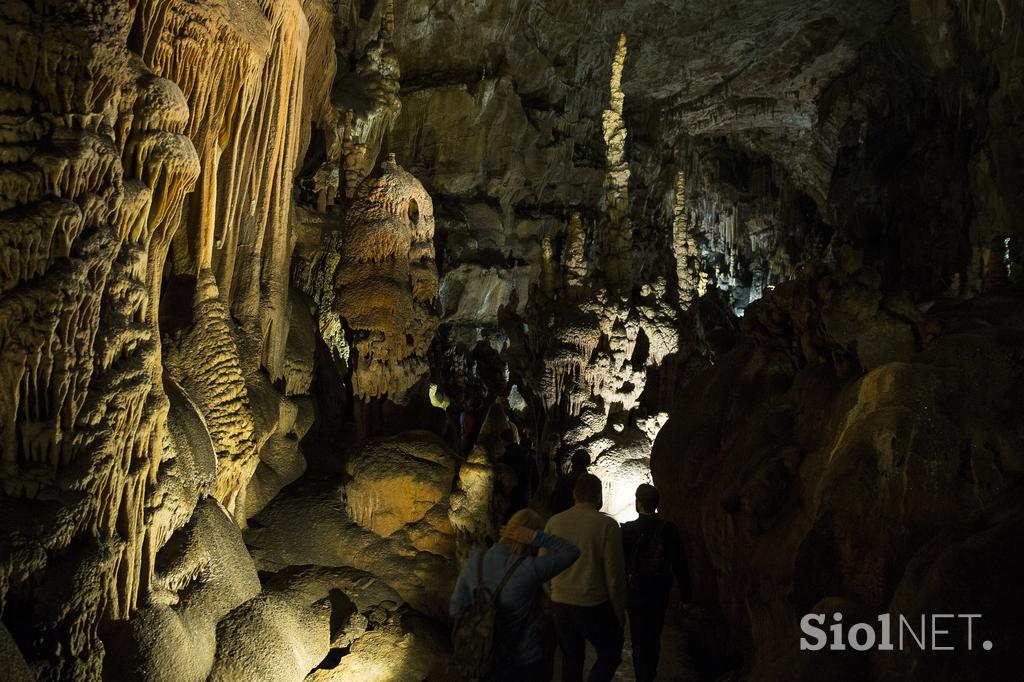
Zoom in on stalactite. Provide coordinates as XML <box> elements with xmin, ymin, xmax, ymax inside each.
<box><xmin>135</xmin><ymin>0</ymin><xmax>311</xmax><ymax>381</ymax></box>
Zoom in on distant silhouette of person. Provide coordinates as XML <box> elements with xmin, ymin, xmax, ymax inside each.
<box><xmin>621</xmin><ymin>484</ymin><xmax>690</xmax><ymax>682</ymax></box>
<box><xmin>551</xmin><ymin>449</ymin><xmax>590</xmax><ymax>514</ymax></box>
<box><xmin>498</xmin><ymin>429</ymin><xmax>538</xmax><ymax>522</ymax></box>
<box><xmin>545</xmin><ymin>473</ymin><xmax>627</xmax><ymax>682</ymax></box>
<box><xmin>460</xmin><ymin>395</ymin><xmax>482</xmax><ymax>455</ymax></box>
<box><xmin>450</xmin><ymin>509</ymin><xmax>580</xmax><ymax>681</ymax></box>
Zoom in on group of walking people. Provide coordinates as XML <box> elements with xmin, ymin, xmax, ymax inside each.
<box><xmin>450</xmin><ymin>471</ymin><xmax>689</xmax><ymax>682</ymax></box>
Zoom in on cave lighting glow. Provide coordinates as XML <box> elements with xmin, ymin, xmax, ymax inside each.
<box><xmin>588</xmin><ymin>444</ymin><xmax>656</xmax><ymax>522</ymax></box>
<box><xmin>602</xmin><ymin>467</ymin><xmax>653</xmax><ymax>523</ymax></box>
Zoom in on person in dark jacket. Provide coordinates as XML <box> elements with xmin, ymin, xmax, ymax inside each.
<box><xmin>620</xmin><ymin>483</ymin><xmax>690</xmax><ymax>682</ymax></box>
<box><xmin>450</xmin><ymin>508</ymin><xmax>581</xmax><ymax>681</ymax></box>
<box><xmin>550</xmin><ymin>449</ymin><xmax>590</xmax><ymax>514</ymax></box>
<box><xmin>497</xmin><ymin>429</ymin><xmax>538</xmax><ymax>522</ymax></box>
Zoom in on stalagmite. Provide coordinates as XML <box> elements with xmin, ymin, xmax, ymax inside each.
<box><xmin>336</xmin><ymin>3</ymin><xmax>403</xmax><ymax>192</ymax></box>
<box><xmin>163</xmin><ymin>271</ymin><xmax>259</xmax><ymax>524</ymax></box>
<box><xmin>563</xmin><ymin>211</ymin><xmax>589</xmax><ymax>295</ymax></box>
<box><xmin>540</xmin><ymin>235</ymin><xmax>558</xmax><ymax>296</ymax></box>
<box><xmin>335</xmin><ymin>154</ymin><xmax>439</xmax><ymax>403</ymax></box>
<box><xmin>672</xmin><ymin>169</ymin><xmax>707</xmax><ymax>306</ymax></box>
<box><xmin>340</xmin><ymin>110</ymin><xmax>369</xmax><ymax>200</ymax></box>
<box><xmin>601</xmin><ymin>33</ymin><xmax>632</xmax><ymax>285</ymax></box>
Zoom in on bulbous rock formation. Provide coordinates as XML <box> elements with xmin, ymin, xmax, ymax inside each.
<box><xmin>335</xmin><ymin>154</ymin><xmax>439</xmax><ymax>403</ymax></box>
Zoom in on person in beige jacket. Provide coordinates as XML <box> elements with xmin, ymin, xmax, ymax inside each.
<box><xmin>544</xmin><ymin>472</ymin><xmax>627</xmax><ymax>682</ymax></box>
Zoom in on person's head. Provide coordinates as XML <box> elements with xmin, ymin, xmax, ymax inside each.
<box><xmin>635</xmin><ymin>483</ymin><xmax>660</xmax><ymax>514</ymax></box>
<box><xmin>569</xmin><ymin>449</ymin><xmax>590</xmax><ymax>473</ymax></box>
<box><xmin>501</xmin><ymin>508</ymin><xmax>544</xmax><ymax>555</ymax></box>
<box><xmin>500</xmin><ymin>428</ymin><xmax>515</xmax><ymax>444</ymax></box>
<box><xmin>573</xmin><ymin>473</ymin><xmax>603</xmax><ymax>509</ymax></box>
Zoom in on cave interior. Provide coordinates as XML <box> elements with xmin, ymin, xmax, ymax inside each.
<box><xmin>0</xmin><ymin>0</ymin><xmax>1023</xmax><ymax>680</ymax></box>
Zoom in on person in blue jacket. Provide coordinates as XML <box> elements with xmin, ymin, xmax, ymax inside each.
<box><xmin>450</xmin><ymin>508</ymin><xmax>581</xmax><ymax>681</ymax></box>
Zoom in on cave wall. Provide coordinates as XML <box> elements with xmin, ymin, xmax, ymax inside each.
<box><xmin>0</xmin><ymin>1</ymin><xmax>201</xmax><ymax>676</ymax></box>
<box><xmin>649</xmin><ymin>2</ymin><xmax>1024</xmax><ymax>679</ymax></box>
<box><xmin>0</xmin><ymin>0</ymin><xmax>439</xmax><ymax>678</ymax></box>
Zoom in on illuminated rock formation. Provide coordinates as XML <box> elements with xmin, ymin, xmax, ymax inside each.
<box><xmin>297</xmin><ymin>0</ymin><xmax>341</xmax><ymax>213</ymax></box>
<box><xmin>0</xmin><ymin>0</ymin><xmax>329</xmax><ymax>674</ymax></box>
<box><xmin>244</xmin><ymin>394</ymin><xmax>314</xmax><ymax>519</ymax></box>
<box><xmin>529</xmin><ymin>34</ymin><xmax>682</xmax><ymax>519</ymax></box>
<box><xmin>335</xmin><ymin>154</ymin><xmax>439</xmax><ymax>403</ymax></box>
<box><xmin>247</xmin><ymin>432</ymin><xmax>467</xmax><ymax>618</ymax></box>
<box><xmin>563</xmin><ymin>211</ymin><xmax>589</xmax><ymax>296</ymax></box>
<box><xmin>163</xmin><ymin>272</ymin><xmax>259</xmax><ymax>524</ymax></box>
<box><xmin>448</xmin><ymin>444</ymin><xmax>496</xmax><ymax>548</ymax></box>
<box><xmin>0</xmin><ymin>2</ymin><xmax>202</xmax><ymax>675</ymax></box>
<box><xmin>135</xmin><ymin>0</ymin><xmax>310</xmax><ymax>380</ymax></box>
<box><xmin>600</xmin><ymin>33</ymin><xmax>633</xmax><ymax>286</ymax></box>
<box><xmin>672</xmin><ymin>170</ymin><xmax>708</xmax><ymax>306</ymax></box>
<box><xmin>336</xmin><ymin>1</ymin><xmax>402</xmax><ymax>197</ymax></box>
<box><xmin>346</xmin><ymin>431</ymin><xmax>457</xmax><ymax>551</ymax></box>
<box><xmin>291</xmin><ymin>219</ymin><xmax>351</xmax><ymax>369</ymax></box>
<box><xmin>340</xmin><ymin>110</ymin><xmax>368</xmax><ymax>200</ymax></box>
<box><xmin>111</xmin><ymin>498</ymin><xmax>263</xmax><ymax>681</ymax></box>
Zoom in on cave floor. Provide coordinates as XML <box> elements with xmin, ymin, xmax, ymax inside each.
<box><xmin>556</xmin><ymin>607</ymin><xmax>699</xmax><ymax>681</ymax></box>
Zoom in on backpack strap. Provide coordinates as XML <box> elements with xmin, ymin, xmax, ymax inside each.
<box><xmin>476</xmin><ymin>549</ymin><xmax>486</xmax><ymax>588</ymax></box>
<box><xmin>493</xmin><ymin>555</ymin><xmax>527</xmax><ymax>600</ymax></box>
<box><xmin>475</xmin><ymin>551</ymin><xmax>527</xmax><ymax>600</ymax></box>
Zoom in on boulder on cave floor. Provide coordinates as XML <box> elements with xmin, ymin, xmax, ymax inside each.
<box><xmin>246</xmin><ymin>471</ymin><xmax>460</xmax><ymax>619</ymax></box>
<box><xmin>345</xmin><ymin>430</ymin><xmax>458</xmax><ymax>539</ymax></box>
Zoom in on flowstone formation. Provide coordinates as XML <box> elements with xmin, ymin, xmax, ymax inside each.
<box><xmin>0</xmin><ymin>1</ymin><xmax>448</xmax><ymax>679</ymax></box>
<box><xmin>0</xmin><ymin>2</ymin><xmax>202</xmax><ymax>676</ymax></box>
<box><xmin>247</xmin><ymin>430</ymin><xmax>476</xmax><ymax>619</ymax></box>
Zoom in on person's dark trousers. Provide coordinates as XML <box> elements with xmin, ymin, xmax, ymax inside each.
<box><xmin>537</xmin><ymin>598</ymin><xmax>558</xmax><ymax>682</ymax></box>
<box><xmin>495</xmin><ymin>660</ymin><xmax>545</xmax><ymax>682</ymax></box>
<box><xmin>551</xmin><ymin>601</ymin><xmax>624</xmax><ymax>682</ymax></box>
<box><xmin>628</xmin><ymin>597</ymin><xmax>669</xmax><ymax>682</ymax></box>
